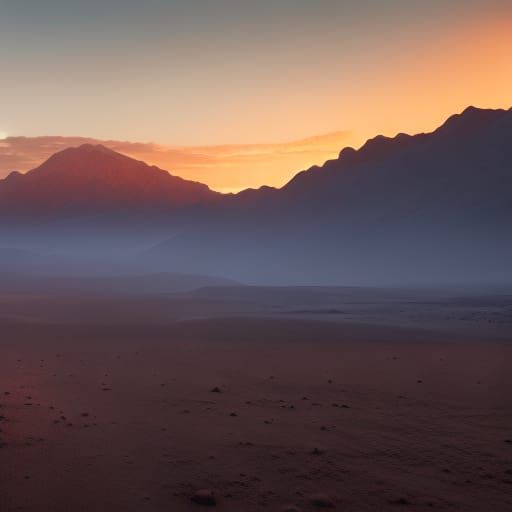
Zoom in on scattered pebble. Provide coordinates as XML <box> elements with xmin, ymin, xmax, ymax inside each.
<box><xmin>390</xmin><ymin>497</ymin><xmax>411</xmax><ymax>505</ymax></box>
<box><xmin>191</xmin><ymin>489</ymin><xmax>216</xmax><ymax>506</ymax></box>
<box><xmin>309</xmin><ymin>493</ymin><xmax>335</xmax><ymax>508</ymax></box>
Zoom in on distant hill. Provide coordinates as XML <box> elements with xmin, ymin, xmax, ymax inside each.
<box><xmin>0</xmin><ymin>271</ymin><xmax>240</xmax><ymax>295</ymax></box>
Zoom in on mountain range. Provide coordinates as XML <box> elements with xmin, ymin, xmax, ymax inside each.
<box><xmin>1</xmin><ymin>106</ymin><xmax>511</xmax><ymax>285</ymax></box>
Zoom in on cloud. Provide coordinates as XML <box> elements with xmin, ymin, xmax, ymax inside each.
<box><xmin>0</xmin><ymin>132</ymin><xmax>355</xmax><ymax>192</ymax></box>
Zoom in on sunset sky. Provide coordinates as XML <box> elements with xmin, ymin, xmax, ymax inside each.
<box><xmin>0</xmin><ymin>0</ymin><xmax>511</xmax><ymax>191</ymax></box>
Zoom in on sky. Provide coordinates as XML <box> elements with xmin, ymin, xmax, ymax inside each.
<box><xmin>0</xmin><ymin>0</ymin><xmax>511</xmax><ymax>191</ymax></box>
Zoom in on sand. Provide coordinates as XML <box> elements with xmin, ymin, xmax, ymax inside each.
<box><xmin>1</xmin><ymin>289</ymin><xmax>512</xmax><ymax>511</ymax></box>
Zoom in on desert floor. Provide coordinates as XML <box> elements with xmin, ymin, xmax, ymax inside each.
<box><xmin>1</xmin><ymin>287</ymin><xmax>511</xmax><ymax>511</ymax></box>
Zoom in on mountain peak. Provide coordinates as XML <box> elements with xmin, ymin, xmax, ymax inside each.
<box><xmin>461</xmin><ymin>105</ymin><xmax>480</xmax><ymax>114</ymax></box>
<box><xmin>5</xmin><ymin>170</ymin><xmax>22</xmax><ymax>181</ymax></box>
<box><xmin>74</xmin><ymin>143</ymin><xmax>116</xmax><ymax>153</ymax></box>
<box><xmin>437</xmin><ymin>105</ymin><xmax>507</xmax><ymax>136</ymax></box>
<box><xmin>47</xmin><ymin>143</ymin><xmax>129</xmax><ymax>164</ymax></box>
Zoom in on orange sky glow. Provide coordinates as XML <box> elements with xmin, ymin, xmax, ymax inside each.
<box><xmin>0</xmin><ymin>2</ymin><xmax>510</xmax><ymax>191</ymax></box>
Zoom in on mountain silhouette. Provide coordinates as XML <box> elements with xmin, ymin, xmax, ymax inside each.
<box><xmin>0</xmin><ymin>143</ymin><xmax>218</xmax><ymax>217</ymax></box>
<box><xmin>149</xmin><ymin>106</ymin><xmax>512</xmax><ymax>284</ymax></box>
<box><xmin>1</xmin><ymin>106</ymin><xmax>511</xmax><ymax>285</ymax></box>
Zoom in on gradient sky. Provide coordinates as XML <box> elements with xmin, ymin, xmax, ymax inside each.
<box><xmin>0</xmin><ymin>0</ymin><xmax>511</xmax><ymax>190</ymax></box>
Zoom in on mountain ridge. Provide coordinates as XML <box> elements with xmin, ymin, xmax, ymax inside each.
<box><xmin>1</xmin><ymin>105</ymin><xmax>511</xmax><ymax>285</ymax></box>
<box><xmin>148</xmin><ymin>105</ymin><xmax>512</xmax><ymax>284</ymax></box>
<box><xmin>1</xmin><ymin>105</ymin><xmax>510</xmax><ymax>204</ymax></box>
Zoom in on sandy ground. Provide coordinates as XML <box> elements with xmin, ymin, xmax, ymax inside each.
<box><xmin>1</xmin><ymin>289</ymin><xmax>512</xmax><ymax>511</ymax></box>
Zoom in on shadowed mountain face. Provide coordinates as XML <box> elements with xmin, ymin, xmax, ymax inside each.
<box><xmin>1</xmin><ymin>107</ymin><xmax>511</xmax><ymax>285</ymax></box>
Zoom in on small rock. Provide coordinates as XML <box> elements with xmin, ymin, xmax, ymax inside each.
<box><xmin>390</xmin><ymin>497</ymin><xmax>410</xmax><ymax>505</ymax></box>
<box><xmin>191</xmin><ymin>489</ymin><xmax>216</xmax><ymax>506</ymax></box>
<box><xmin>309</xmin><ymin>493</ymin><xmax>335</xmax><ymax>508</ymax></box>
<box><xmin>210</xmin><ymin>387</ymin><xmax>222</xmax><ymax>393</ymax></box>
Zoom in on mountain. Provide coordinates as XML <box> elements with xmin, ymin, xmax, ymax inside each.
<box><xmin>149</xmin><ymin>106</ymin><xmax>512</xmax><ymax>285</ymax></box>
<box><xmin>1</xmin><ymin>106</ymin><xmax>511</xmax><ymax>285</ymax></box>
<box><xmin>0</xmin><ymin>143</ymin><xmax>219</xmax><ymax>218</ymax></box>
